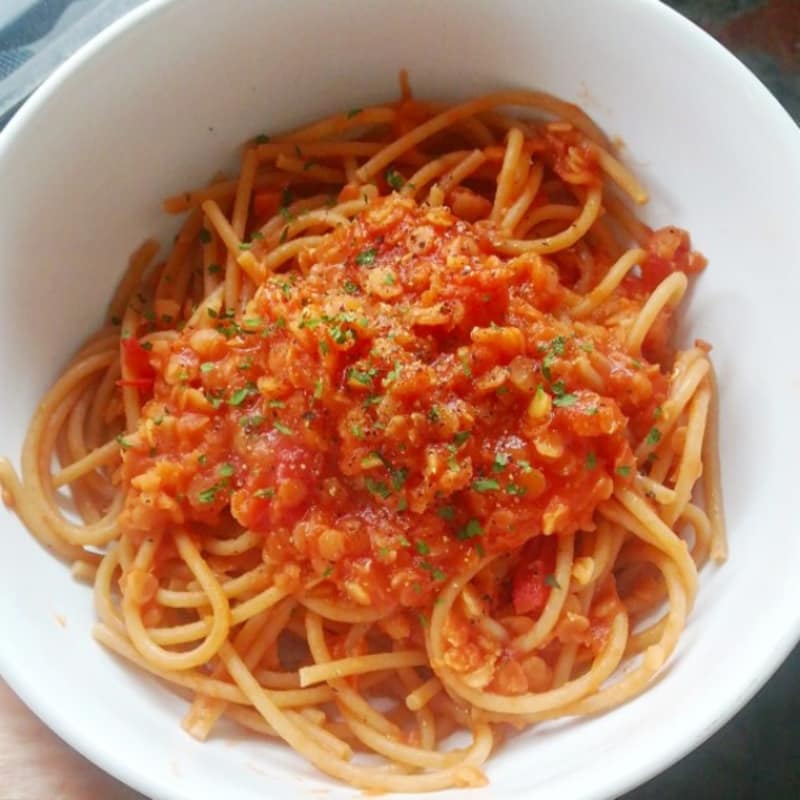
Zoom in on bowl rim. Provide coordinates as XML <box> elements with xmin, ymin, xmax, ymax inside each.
<box><xmin>1</xmin><ymin>1</ymin><xmax>799</xmax><ymax>799</ymax></box>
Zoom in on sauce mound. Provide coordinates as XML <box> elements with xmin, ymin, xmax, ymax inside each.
<box><xmin>120</xmin><ymin>195</ymin><xmax>666</xmax><ymax>612</ymax></box>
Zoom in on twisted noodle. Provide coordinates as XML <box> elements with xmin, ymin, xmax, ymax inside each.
<box><xmin>0</xmin><ymin>76</ymin><xmax>724</xmax><ymax>792</ymax></box>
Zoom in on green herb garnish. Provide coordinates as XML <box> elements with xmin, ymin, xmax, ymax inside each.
<box><xmin>386</xmin><ymin>169</ymin><xmax>404</xmax><ymax>190</ymax></box>
<box><xmin>356</xmin><ymin>247</ymin><xmax>377</xmax><ymax>266</ymax></box>
<box><xmin>457</xmin><ymin>519</ymin><xmax>483</xmax><ymax>540</ymax></box>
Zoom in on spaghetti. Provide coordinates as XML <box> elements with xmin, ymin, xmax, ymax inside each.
<box><xmin>0</xmin><ymin>75</ymin><xmax>725</xmax><ymax>791</ymax></box>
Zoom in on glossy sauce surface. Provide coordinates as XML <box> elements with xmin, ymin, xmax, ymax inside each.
<box><xmin>121</xmin><ymin>195</ymin><xmax>675</xmax><ymax>614</ymax></box>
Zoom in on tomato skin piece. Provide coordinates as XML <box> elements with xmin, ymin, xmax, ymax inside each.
<box><xmin>119</xmin><ymin>338</ymin><xmax>156</xmax><ymax>392</ymax></box>
<box><xmin>511</xmin><ymin>536</ymin><xmax>557</xmax><ymax>616</ymax></box>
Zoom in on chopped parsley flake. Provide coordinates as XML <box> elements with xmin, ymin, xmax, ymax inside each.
<box><xmin>198</xmin><ymin>487</ymin><xmax>217</xmax><ymax>503</ymax></box>
<box><xmin>506</xmin><ymin>483</ymin><xmax>527</xmax><ymax>496</ymax></box>
<box><xmin>472</xmin><ymin>478</ymin><xmax>500</xmax><ymax>492</ymax></box>
<box><xmin>544</xmin><ymin>574</ymin><xmax>562</xmax><ymax>589</ymax></box>
<box><xmin>492</xmin><ymin>452</ymin><xmax>510</xmax><ymax>472</ymax></box>
<box><xmin>437</xmin><ymin>506</ymin><xmax>456</xmax><ymax>521</ymax></box>
<box><xmin>228</xmin><ymin>387</ymin><xmax>252</xmax><ymax>406</ymax></box>
<box><xmin>385</xmin><ymin>363</ymin><xmax>402</xmax><ymax>383</ymax></box>
<box><xmin>115</xmin><ymin>435</ymin><xmax>132</xmax><ymax>450</ymax></box>
<box><xmin>199</xmin><ymin>228</ymin><xmax>212</xmax><ymax>244</ymax></box>
<box><xmin>365</xmin><ymin>478</ymin><xmax>392</xmax><ymax>499</ymax></box>
<box><xmin>457</xmin><ymin>519</ymin><xmax>483</xmax><ymax>540</ymax></box>
<box><xmin>355</xmin><ymin>247</ymin><xmax>377</xmax><ymax>266</ymax></box>
<box><xmin>550</xmin><ymin>336</ymin><xmax>567</xmax><ymax>356</ymax></box>
<box><xmin>273</xmin><ymin>421</ymin><xmax>293</xmax><ymax>435</ymax></box>
<box><xmin>415</xmin><ymin>540</ymin><xmax>431</xmax><ymax>556</ymax></box>
<box><xmin>218</xmin><ymin>463</ymin><xmax>235</xmax><ymax>478</ymax></box>
<box><xmin>420</xmin><ymin>561</ymin><xmax>446</xmax><ymax>581</ymax></box>
<box><xmin>586</xmin><ymin>452</ymin><xmax>597</xmax><ymax>470</ymax></box>
<box><xmin>616</xmin><ymin>465</ymin><xmax>632</xmax><ymax>477</ymax></box>
<box><xmin>391</xmin><ymin>468</ymin><xmax>409</xmax><ymax>491</ymax></box>
<box><xmin>553</xmin><ymin>393</ymin><xmax>578</xmax><ymax>407</ymax></box>
<box><xmin>255</xmin><ymin>487</ymin><xmax>275</xmax><ymax>499</ymax></box>
<box><xmin>343</xmin><ymin>279</ymin><xmax>360</xmax><ymax>295</ymax></box>
<box><xmin>348</xmin><ymin>367</ymin><xmax>376</xmax><ymax>386</ymax></box>
<box><xmin>386</xmin><ymin>169</ymin><xmax>404</xmax><ymax>190</ymax></box>
<box><xmin>646</xmin><ymin>427</ymin><xmax>662</xmax><ymax>446</ymax></box>
<box><xmin>453</xmin><ymin>430</ymin><xmax>471</xmax><ymax>446</ymax></box>
<box><xmin>200</xmin><ymin>362</ymin><xmax>215</xmax><ymax>373</ymax></box>
<box><xmin>329</xmin><ymin>324</ymin><xmax>354</xmax><ymax>345</ymax></box>
<box><xmin>542</xmin><ymin>353</ymin><xmax>555</xmax><ymax>381</ymax></box>
<box><xmin>239</xmin><ymin>415</ymin><xmax>265</xmax><ymax>430</ymax></box>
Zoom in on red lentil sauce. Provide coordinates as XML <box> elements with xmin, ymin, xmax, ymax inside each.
<box><xmin>120</xmin><ymin>195</ymin><xmax>681</xmax><ymax>616</ymax></box>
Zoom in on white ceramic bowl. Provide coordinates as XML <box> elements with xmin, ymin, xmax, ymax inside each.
<box><xmin>1</xmin><ymin>1</ymin><xmax>799</xmax><ymax>798</ymax></box>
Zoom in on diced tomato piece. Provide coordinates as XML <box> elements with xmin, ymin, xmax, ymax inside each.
<box><xmin>120</xmin><ymin>337</ymin><xmax>156</xmax><ymax>392</ymax></box>
<box><xmin>638</xmin><ymin>226</ymin><xmax>707</xmax><ymax>292</ymax></box>
<box><xmin>511</xmin><ymin>535</ymin><xmax>557</xmax><ymax>616</ymax></box>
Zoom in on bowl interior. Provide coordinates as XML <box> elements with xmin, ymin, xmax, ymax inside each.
<box><xmin>1</xmin><ymin>1</ymin><xmax>799</xmax><ymax>799</ymax></box>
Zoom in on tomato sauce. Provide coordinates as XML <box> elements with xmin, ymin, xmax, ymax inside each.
<box><xmin>120</xmin><ymin>195</ymin><xmax>670</xmax><ymax>614</ymax></box>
